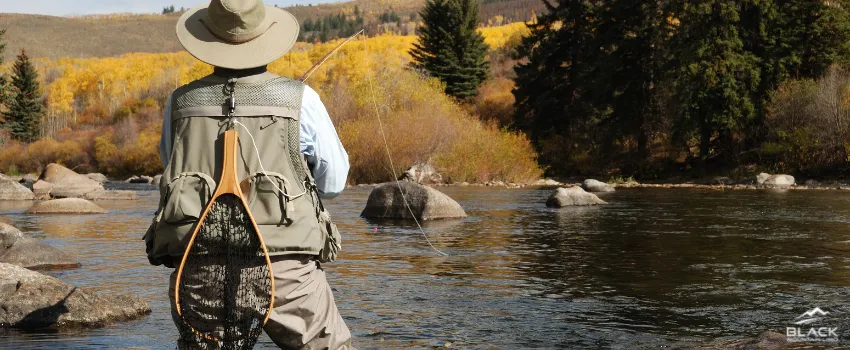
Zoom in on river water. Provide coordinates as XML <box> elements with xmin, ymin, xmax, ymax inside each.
<box><xmin>1</xmin><ymin>186</ymin><xmax>849</xmax><ymax>349</ymax></box>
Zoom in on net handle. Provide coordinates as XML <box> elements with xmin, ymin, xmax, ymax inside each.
<box><xmin>216</xmin><ymin>130</ymin><xmax>244</xmax><ymax>197</ymax></box>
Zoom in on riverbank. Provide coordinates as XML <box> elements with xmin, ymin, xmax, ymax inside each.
<box><xmin>8</xmin><ymin>170</ymin><xmax>850</xmax><ymax>193</ymax></box>
<box><xmin>347</xmin><ymin>178</ymin><xmax>850</xmax><ymax>191</ymax></box>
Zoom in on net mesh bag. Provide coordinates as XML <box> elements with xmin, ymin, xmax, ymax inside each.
<box><xmin>176</xmin><ymin>194</ymin><xmax>272</xmax><ymax>350</ymax></box>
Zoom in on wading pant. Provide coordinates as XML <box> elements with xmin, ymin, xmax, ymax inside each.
<box><xmin>169</xmin><ymin>254</ymin><xmax>354</xmax><ymax>349</ymax></box>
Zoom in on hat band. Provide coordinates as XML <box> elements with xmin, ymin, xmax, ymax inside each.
<box><xmin>199</xmin><ymin>17</ymin><xmax>276</xmax><ymax>44</ymax></box>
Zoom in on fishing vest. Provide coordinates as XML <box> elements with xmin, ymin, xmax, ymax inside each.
<box><xmin>145</xmin><ymin>72</ymin><xmax>338</xmax><ymax>268</ymax></box>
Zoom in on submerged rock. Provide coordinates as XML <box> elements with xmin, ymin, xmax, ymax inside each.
<box><xmin>0</xmin><ymin>223</ymin><xmax>80</xmax><ymax>270</ymax></box>
<box><xmin>361</xmin><ymin>182</ymin><xmax>467</xmax><ymax>220</ymax></box>
<box><xmin>581</xmin><ymin>179</ymin><xmax>615</xmax><ymax>193</ymax></box>
<box><xmin>84</xmin><ymin>190</ymin><xmax>137</xmax><ymax>201</ymax></box>
<box><xmin>39</xmin><ymin>164</ymin><xmax>104</xmax><ymax>199</ymax></box>
<box><xmin>0</xmin><ymin>263</ymin><xmax>150</xmax><ymax>328</ymax></box>
<box><xmin>546</xmin><ymin>187</ymin><xmax>607</xmax><ymax>207</ymax></box>
<box><xmin>0</xmin><ymin>177</ymin><xmax>35</xmax><ymax>200</ymax></box>
<box><xmin>24</xmin><ymin>198</ymin><xmax>107</xmax><ymax>214</ymax></box>
<box><xmin>400</xmin><ymin>164</ymin><xmax>443</xmax><ymax>185</ymax></box>
<box><xmin>697</xmin><ymin>331</ymin><xmax>789</xmax><ymax>350</ymax></box>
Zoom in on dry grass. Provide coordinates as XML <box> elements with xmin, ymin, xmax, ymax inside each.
<box><xmin>0</xmin><ymin>13</ymin><xmax>183</xmax><ymax>61</ymax></box>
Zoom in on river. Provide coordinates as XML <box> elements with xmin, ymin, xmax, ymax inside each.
<box><xmin>0</xmin><ymin>186</ymin><xmax>849</xmax><ymax>349</ymax></box>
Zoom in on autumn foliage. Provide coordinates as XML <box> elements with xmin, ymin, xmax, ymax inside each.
<box><xmin>0</xmin><ymin>23</ymin><xmax>540</xmax><ymax>183</ymax></box>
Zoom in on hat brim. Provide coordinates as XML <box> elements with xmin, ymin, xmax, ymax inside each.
<box><xmin>176</xmin><ymin>2</ymin><xmax>299</xmax><ymax>70</ymax></box>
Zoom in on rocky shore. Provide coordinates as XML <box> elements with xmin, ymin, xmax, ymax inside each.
<box><xmin>350</xmin><ymin>171</ymin><xmax>850</xmax><ymax>192</ymax></box>
<box><xmin>0</xmin><ymin>222</ymin><xmax>150</xmax><ymax>329</ymax></box>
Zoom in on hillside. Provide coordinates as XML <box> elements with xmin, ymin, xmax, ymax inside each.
<box><xmin>0</xmin><ymin>13</ymin><xmax>184</xmax><ymax>61</ymax></box>
<box><xmin>0</xmin><ymin>0</ymin><xmax>542</xmax><ymax>61</ymax></box>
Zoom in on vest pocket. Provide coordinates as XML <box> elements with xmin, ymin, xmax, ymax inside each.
<box><xmin>318</xmin><ymin>209</ymin><xmax>342</xmax><ymax>263</ymax></box>
<box><xmin>245</xmin><ymin>171</ymin><xmax>294</xmax><ymax>226</ymax></box>
<box><xmin>162</xmin><ymin>172</ymin><xmax>215</xmax><ymax>225</ymax></box>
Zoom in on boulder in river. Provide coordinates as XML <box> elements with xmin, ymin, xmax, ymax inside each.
<box><xmin>151</xmin><ymin>174</ymin><xmax>162</xmax><ymax>186</ymax></box>
<box><xmin>581</xmin><ymin>179</ymin><xmax>615</xmax><ymax>193</ymax></box>
<box><xmin>0</xmin><ymin>263</ymin><xmax>150</xmax><ymax>328</ymax></box>
<box><xmin>804</xmin><ymin>179</ymin><xmax>819</xmax><ymax>188</ymax></box>
<box><xmin>546</xmin><ymin>187</ymin><xmax>607</xmax><ymax>207</ymax></box>
<box><xmin>24</xmin><ymin>198</ymin><xmax>107</xmax><ymax>214</ymax></box>
<box><xmin>38</xmin><ymin>164</ymin><xmax>104</xmax><ymax>199</ymax></box>
<box><xmin>84</xmin><ymin>173</ymin><xmax>108</xmax><ymax>184</ymax></box>
<box><xmin>0</xmin><ymin>223</ymin><xmax>80</xmax><ymax>270</ymax></box>
<box><xmin>756</xmin><ymin>173</ymin><xmax>795</xmax><ymax>188</ymax></box>
<box><xmin>533</xmin><ymin>179</ymin><xmax>562</xmax><ymax>187</ymax></box>
<box><xmin>0</xmin><ymin>177</ymin><xmax>35</xmax><ymax>200</ymax></box>
<box><xmin>361</xmin><ymin>182</ymin><xmax>467</xmax><ymax>220</ymax></box>
<box><xmin>125</xmin><ymin>175</ymin><xmax>153</xmax><ymax>184</ymax></box>
<box><xmin>400</xmin><ymin>164</ymin><xmax>443</xmax><ymax>185</ymax></box>
<box><xmin>31</xmin><ymin>180</ymin><xmax>53</xmax><ymax>200</ymax></box>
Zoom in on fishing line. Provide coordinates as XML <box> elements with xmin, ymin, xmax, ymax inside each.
<box><xmin>237</xmin><ymin>32</ymin><xmax>449</xmax><ymax>257</ymax></box>
<box><xmin>359</xmin><ymin>34</ymin><xmax>449</xmax><ymax>257</ymax></box>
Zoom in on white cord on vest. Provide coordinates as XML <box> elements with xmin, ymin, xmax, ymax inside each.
<box><xmin>232</xmin><ymin>120</ymin><xmax>308</xmax><ymax>200</ymax></box>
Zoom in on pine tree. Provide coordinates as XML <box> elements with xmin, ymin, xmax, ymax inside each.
<box><xmin>673</xmin><ymin>1</ymin><xmax>759</xmax><ymax>160</ymax></box>
<box><xmin>410</xmin><ymin>0</ymin><xmax>490</xmax><ymax>99</ymax></box>
<box><xmin>512</xmin><ymin>0</ymin><xmax>598</xmax><ymax>171</ymax></box>
<box><xmin>594</xmin><ymin>0</ymin><xmax>674</xmax><ymax>163</ymax></box>
<box><xmin>5</xmin><ymin>49</ymin><xmax>44</xmax><ymax>142</ymax></box>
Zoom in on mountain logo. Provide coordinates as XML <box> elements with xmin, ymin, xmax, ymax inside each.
<box><xmin>795</xmin><ymin>307</ymin><xmax>829</xmax><ymax>325</ymax></box>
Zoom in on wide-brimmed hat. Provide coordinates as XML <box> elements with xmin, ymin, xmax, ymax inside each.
<box><xmin>176</xmin><ymin>0</ymin><xmax>299</xmax><ymax>69</ymax></box>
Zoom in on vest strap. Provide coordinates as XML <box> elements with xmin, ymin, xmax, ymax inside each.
<box><xmin>174</xmin><ymin>106</ymin><xmax>299</xmax><ymax>120</ymax></box>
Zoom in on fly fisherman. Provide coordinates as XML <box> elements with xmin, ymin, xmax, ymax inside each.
<box><xmin>143</xmin><ymin>0</ymin><xmax>353</xmax><ymax>348</ymax></box>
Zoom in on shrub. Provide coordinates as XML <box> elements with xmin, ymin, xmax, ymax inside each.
<box><xmin>762</xmin><ymin>65</ymin><xmax>850</xmax><ymax>175</ymax></box>
<box><xmin>329</xmin><ymin>59</ymin><xmax>541</xmax><ymax>184</ymax></box>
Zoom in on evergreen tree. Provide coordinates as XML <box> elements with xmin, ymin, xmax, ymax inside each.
<box><xmin>673</xmin><ymin>1</ymin><xmax>759</xmax><ymax>160</ymax></box>
<box><xmin>594</xmin><ymin>0</ymin><xmax>675</xmax><ymax>163</ymax></box>
<box><xmin>512</xmin><ymin>0</ymin><xmax>598</xmax><ymax>171</ymax></box>
<box><xmin>411</xmin><ymin>0</ymin><xmax>490</xmax><ymax>99</ymax></box>
<box><xmin>5</xmin><ymin>49</ymin><xmax>44</xmax><ymax>142</ymax></box>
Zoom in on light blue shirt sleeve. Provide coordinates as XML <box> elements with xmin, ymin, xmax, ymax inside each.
<box><xmin>300</xmin><ymin>85</ymin><xmax>350</xmax><ymax>199</ymax></box>
<box><xmin>159</xmin><ymin>86</ymin><xmax>350</xmax><ymax>199</ymax></box>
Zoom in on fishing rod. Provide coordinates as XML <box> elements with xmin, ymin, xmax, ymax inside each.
<box><xmin>299</xmin><ymin>29</ymin><xmax>364</xmax><ymax>83</ymax></box>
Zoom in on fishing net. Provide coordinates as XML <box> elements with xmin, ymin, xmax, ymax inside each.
<box><xmin>176</xmin><ymin>194</ymin><xmax>272</xmax><ymax>350</ymax></box>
